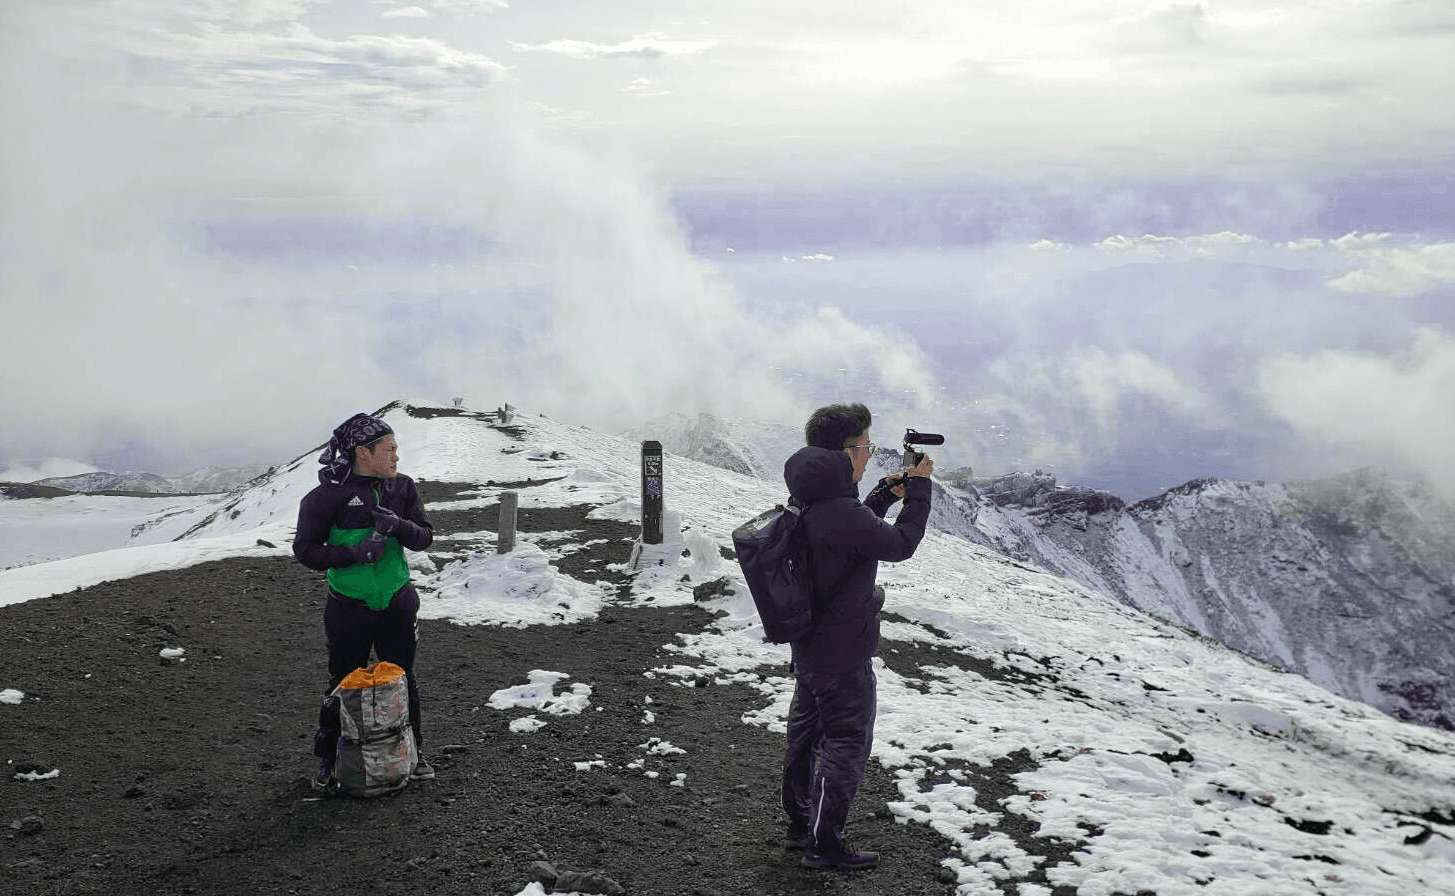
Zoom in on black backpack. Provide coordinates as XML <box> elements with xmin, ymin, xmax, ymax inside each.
<box><xmin>733</xmin><ymin>503</ymin><xmax>817</xmax><ymax>643</ymax></box>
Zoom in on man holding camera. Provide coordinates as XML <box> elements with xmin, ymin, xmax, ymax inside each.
<box><xmin>293</xmin><ymin>412</ymin><xmax>436</xmax><ymax>788</ymax></box>
<box><xmin>781</xmin><ymin>402</ymin><xmax>933</xmax><ymax>871</ymax></box>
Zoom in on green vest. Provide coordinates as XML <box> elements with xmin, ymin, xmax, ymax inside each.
<box><xmin>325</xmin><ymin>490</ymin><xmax>411</xmax><ymax>610</ymax></box>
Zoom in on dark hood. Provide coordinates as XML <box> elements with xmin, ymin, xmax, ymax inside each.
<box><xmin>784</xmin><ymin>447</ymin><xmax>858</xmax><ymax>505</ymax></box>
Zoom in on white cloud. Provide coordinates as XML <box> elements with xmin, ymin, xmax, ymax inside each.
<box><xmin>433</xmin><ymin>129</ymin><xmax>937</xmax><ymax>428</ymax></box>
<box><xmin>1261</xmin><ymin>329</ymin><xmax>1455</xmax><ymax>496</ymax></box>
<box><xmin>1070</xmin><ymin>347</ymin><xmax>1215</xmax><ymax>432</ymax></box>
<box><xmin>428</xmin><ymin>0</ymin><xmax>508</xmax><ymax>15</ymax></box>
<box><xmin>1096</xmin><ymin>232</ymin><xmax>1259</xmax><ymax>258</ymax></box>
<box><xmin>83</xmin><ymin>8</ymin><xmax>507</xmax><ymax>118</ymax></box>
<box><xmin>1111</xmin><ymin>2</ymin><xmax>1210</xmax><ymax>52</ymax></box>
<box><xmin>974</xmin><ymin>347</ymin><xmax>1220</xmax><ymax>471</ymax></box>
<box><xmin>785</xmin><ymin>37</ymin><xmax>976</xmax><ymax>88</ymax></box>
<box><xmin>623</xmin><ymin>78</ymin><xmax>670</xmax><ymax>97</ymax></box>
<box><xmin>1077</xmin><ymin>231</ymin><xmax>1455</xmax><ymax>293</ymax></box>
<box><xmin>511</xmin><ymin>32</ymin><xmax>718</xmax><ymax>60</ymax></box>
<box><xmin>185</xmin><ymin>24</ymin><xmax>505</xmax><ymax>89</ymax></box>
<box><xmin>1271</xmin><ymin>232</ymin><xmax>1455</xmax><ymax>297</ymax></box>
<box><xmin>1096</xmin><ymin>234</ymin><xmax>1184</xmax><ymax>256</ymax></box>
<box><xmin>41</xmin><ymin>0</ymin><xmax>1455</xmax><ymax>182</ymax></box>
<box><xmin>1327</xmin><ymin>241</ymin><xmax>1455</xmax><ymax>298</ymax></box>
<box><xmin>1335</xmin><ymin>232</ymin><xmax>1393</xmax><ymax>247</ymax></box>
<box><xmin>188</xmin><ymin>0</ymin><xmax>317</xmax><ymax>24</ymax></box>
<box><xmin>378</xmin><ymin>0</ymin><xmax>508</xmax><ymax>17</ymax></box>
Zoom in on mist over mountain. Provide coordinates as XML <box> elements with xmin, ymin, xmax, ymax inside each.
<box><xmin>661</xmin><ymin>414</ymin><xmax>1455</xmax><ymax>732</ymax></box>
<box><xmin>621</xmin><ymin>413</ymin><xmax>803</xmax><ymax>480</ymax></box>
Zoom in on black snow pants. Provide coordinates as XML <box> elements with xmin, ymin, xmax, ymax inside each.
<box><xmin>781</xmin><ymin>660</ymin><xmax>877</xmax><ymax>849</ymax></box>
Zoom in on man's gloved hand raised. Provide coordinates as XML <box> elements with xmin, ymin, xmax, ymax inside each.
<box><xmin>371</xmin><ymin>506</ymin><xmax>404</xmax><ymax>536</ymax></box>
<box><xmin>886</xmin><ymin>456</ymin><xmax>934</xmax><ymax>498</ymax></box>
<box><xmin>371</xmin><ymin>506</ymin><xmax>425</xmax><ymax>542</ymax></box>
<box><xmin>348</xmin><ymin>531</ymin><xmax>386</xmax><ymax>565</ymax></box>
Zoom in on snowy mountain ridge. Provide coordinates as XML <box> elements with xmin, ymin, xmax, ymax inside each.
<box><xmin>965</xmin><ymin>469</ymin><xmax>1455</xmax><ymax>732</ymax></box>
<box><xmin>2</xmin><ymin>399</ymin><xmax>1454</xmax><ymax>894</ymax></box>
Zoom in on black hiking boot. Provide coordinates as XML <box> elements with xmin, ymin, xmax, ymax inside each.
<box><xmin>801</xmin><ymin>837</ymin><xmax>879</xmax><ymax>871</ymax></box>
<box><xmin>785</xmin><ymin>824</ymin><xmax>812</xmax><ymax>851</ymax></box>
<box><xmin>311</xmin><ymin>760</ymin><xmax>338</xmax><ymax>794</ymax></box>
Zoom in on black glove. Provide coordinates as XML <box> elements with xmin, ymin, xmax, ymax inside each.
<box><xmin>867</xmin><ymin>476</ymin><xmax>905</xmax><ymax>506</ymax></box>
<box><xmin>371</xmin><ymin>506</ymin><xmax>403</xmax><ymax>537</ymax></box>
<box><xmin>348</xmin><ymin>531</ymin><xmax>386</xmax><ymax>565</ymax></box>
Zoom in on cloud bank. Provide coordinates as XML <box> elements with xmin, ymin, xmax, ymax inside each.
<box><xmin>1261</xmin><ymin>329</ymin><xmax>1455</xmax><ymax>497</ymax></box>
<box><xmin>1328</xmin><ymin>240</ymin><xmax>1455</xmax><ymax>298</ymax></box>
<box><xmin>0</xmin><ymin>3</ymin><xmax>927</xmax><ymax>474</ymax></box>
<box><xmin>511</xmin><ymin>33</ymin><xmax>719</xmax><ymax>61</ymax></box>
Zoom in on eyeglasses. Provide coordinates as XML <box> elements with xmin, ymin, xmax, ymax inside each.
<box><xmin>847</xmin><ymin>442</ymin><xmax>877</xmax><ymax>458</ymax></box>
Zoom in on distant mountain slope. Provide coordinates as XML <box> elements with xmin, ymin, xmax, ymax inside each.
<box><xmin>29</xmin><ymin>471</ymin><xmax>177</xmax><ymax>494</ymax></box>
<box><xmin>26</xmin><ymin>465</ymin><xmax>271</xmax><ymax>495</ymax></box>
<box><xmin>168</xmin><ymin>464</ymin><xmax>273</xmax><ymax>494</ymax></box>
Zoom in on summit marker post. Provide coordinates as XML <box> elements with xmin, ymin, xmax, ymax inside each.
<box><xmin>641</xmin><ymin>441</ymin><xmax>663</xmax><ymax>545</ymax></box>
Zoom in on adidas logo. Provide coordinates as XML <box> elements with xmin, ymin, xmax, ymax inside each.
<box><xmin>348</xmin><ymin>496</ymin><xmax>364</xmax><ymax>507</ymax></box>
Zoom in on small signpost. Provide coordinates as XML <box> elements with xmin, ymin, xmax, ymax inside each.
<box><xmin>641</xmin><ymin>441</ymin><xmax>663</xmax><ymax>545</ymax></box>
<box><xmin>497</xmin><ymin>491</ymin><xmax>518</xmax><ymax>554</ymax></box>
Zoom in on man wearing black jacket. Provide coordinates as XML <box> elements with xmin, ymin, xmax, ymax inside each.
<box><xmin>781</xmin><ymin>402</ymin><xmax>933</xmax><ymax>871</ymax></box>
<box><xmin>294</xmin><ymin>412</ymin><xmax>436</xmax><ymax>788</ymax></box>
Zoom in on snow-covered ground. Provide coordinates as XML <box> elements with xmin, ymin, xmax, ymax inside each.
<box><xmin>0</xmin><ymin>492</ymin><xmax>217</xmax><ymax>571</ymax></box>
<box><xmin>3</xmin><ymin>400</ymin><xmax>1453</xmax><ymax>896</ymax></box>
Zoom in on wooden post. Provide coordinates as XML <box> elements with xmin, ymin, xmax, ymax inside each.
<box><xmin>641</xmin><ymin>441</ymin><xmax>663</xmax><ymax>545</ymax></box>
<box><xmin>497</xmin><ymin>491</ymin><xmax>518</xmax><ymax>554</ymax></box>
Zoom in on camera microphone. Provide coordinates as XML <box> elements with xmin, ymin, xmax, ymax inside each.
<box><xmin>902</xmin><ymin>429</ymin><xmax>945</xmax><ymax>471</ymax></box>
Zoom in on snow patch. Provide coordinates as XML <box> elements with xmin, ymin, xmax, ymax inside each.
<box><xmin>509</xmin><ymin>716</ymin><xmax>547</xmax><ymax>734</ymax></box>
<box><xmin>421</xmin><ymin>543</ymin><xmax>605</xmax><ymax>627</ymax></box>
<box><xmin>488</xmin><ymin>670</ymin><xmax>593</xmax><ymax>716</ymax></box>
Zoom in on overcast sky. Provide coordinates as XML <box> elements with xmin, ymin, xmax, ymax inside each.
<box><xmin>2</xmin><ymin>0</ymin><xmax>1453</xmax><ymax>498</ymax></box>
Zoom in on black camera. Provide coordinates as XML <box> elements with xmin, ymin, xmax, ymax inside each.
<box><xmin>902</xmin><ymin>429</ymin><xmax>945</xmax><ymax>471</ymax></box>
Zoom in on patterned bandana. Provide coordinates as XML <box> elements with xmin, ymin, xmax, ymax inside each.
<box><xmin>317</xmin><ymin>413</ymin><xmax>394</xmax><ymax>486</ymax></box>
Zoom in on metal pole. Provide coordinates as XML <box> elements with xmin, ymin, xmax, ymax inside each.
<box><xmin>641</xmin><ymin>441</ymin><xmax>663</xmax><ymax>545</ymax></box>
<box><xmin>497</xmin><ymin>491</ymin><xmax>518</xmax><ymax>554</ymax></box>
